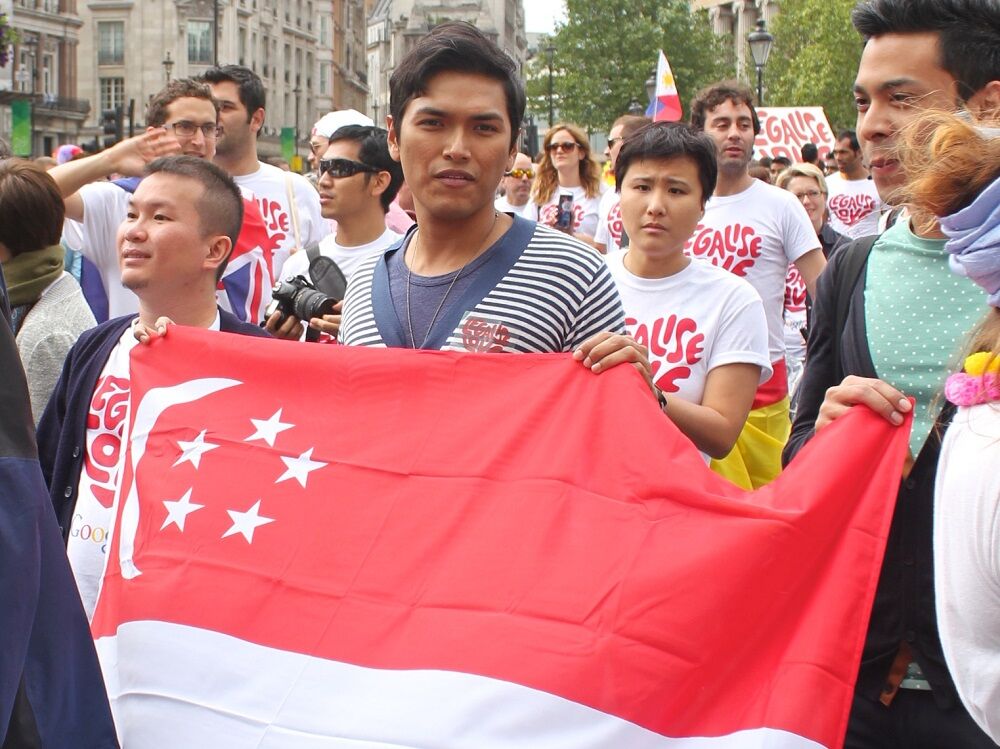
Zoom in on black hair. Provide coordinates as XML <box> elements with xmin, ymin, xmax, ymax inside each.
<box><xmin>389</xmin><ymin>21</ymin><xmax>525</xmax><ymax>149</ymax></box>
<box><xmin>144</xmin><ymin>155</ymin><xmax>243</xmax><ymax>280</ymax></box>
<box><xmin>200</xmin><ymin>65</ymin><xmax>267</xmax><ymax>123</ymax></box>
<box><xmin>689</xmin><ymin>80</ymin><xmax>761</xmax><ymax>135</ymax></box>
<box><xmin>772</xmin><ymin>155</ymin><xmax>792</xmax><ymax>167</ymax></box>
<box><xmin>837</xmin><ymin>129</ymin><xmax>861</xmax><ymax>150</ymax></box>
<box><xmin>800</xmin><ymin>142</ymin><xmax>819</xmax><ymax>162</ymax></box>
<box><xmin>852</xmin><ymin>0</ymin><xmax>1000</xmax><ymax>101</ymax></box>
<box><xmin>328</xmin><ymin>125</ymin><xmax>405</xmax><ymax>212</ymax></box>
<box><xmin>614</xmin><ymin>122</ymin><xmax>718</xmax><ymax>205</ymax></box>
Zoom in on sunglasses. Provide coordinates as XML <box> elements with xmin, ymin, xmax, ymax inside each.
<box><xmin>505</xmin><ymin>168</ymin><xmax>535</xmax><ymax>179</ymax></box>
<box><xmin>547</xmin><ymin>141</ymin><xmax>582</xmax><ymax>153</ymax></box>
<box><xmin>318</xmin><ymin>158</ymin><xmax>380</xmax><ymax>178</ymax></box>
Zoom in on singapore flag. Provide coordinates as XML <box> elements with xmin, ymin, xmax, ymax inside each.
<box><xmin>92</xmin><ymin>327</ymin><xmax>908</xmax><ymax>748</ymax></box>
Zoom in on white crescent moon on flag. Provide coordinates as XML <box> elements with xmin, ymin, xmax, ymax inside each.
<box><xmin>118</xmin><ymin>378</ymin><xmax>242</xmax><ymax>579</ymax></box>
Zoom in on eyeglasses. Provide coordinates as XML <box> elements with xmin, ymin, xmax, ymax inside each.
<box><xmin>504</xmin><ymin>168</ymin><xmax>535</xmax><ymax>179</ymax></box>
<box><xmin>547</xmin><ymin>141</ymin><xmax>582</xmax><ymax>153</ymax></box>
<box><xmin>164</xmin><ymin>121</ymin><xmax>221</xmax><ymax>139</ymax></box>
<box><xmin>318</xmin><ymin>158</ymin><xmax>380</xmax><ymax>178</ymax></box>
<box><xmin>792</xmin><ymin>189</ymin><xmax>823</xmax><ymax>201</ymax></box>
<box><xmin>607</xmin><ymin>137</ymin><xmax>623</xmax><ymax>148</ymax></box>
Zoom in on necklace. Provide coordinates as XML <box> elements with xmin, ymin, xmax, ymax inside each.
<box><xmin>405</xmin><ymin>210</ymin><xmax>500</xmax><ymax>349</ymax></box>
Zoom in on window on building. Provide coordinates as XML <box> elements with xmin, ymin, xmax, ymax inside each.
<box><xmin>319</xmin><ymin>62</ymin><xmax>330</xmax><ymax>95</ymax></box>
<box><xmin>98</xmin><ymin>21</ymin><xmax>124</xmax><ymax>65</ymax></box>
<box><xmin>319</xmin><ymin>15</ymin><xmax>331</xmax><ymax>46</ymax></box>
<box><xmin>187</xmin><ymin>20</ymin><xmax>213</xmax><ymax>65</ymax></box>
<box><xmin>100</xmin><ymin>77</ymin><xmax>125</xmax><ymax>111</ymax></box>
<box><xmin>42</xmin><ymin>53</ymin><xmax>54</xmax><ymax>95</ymax></box>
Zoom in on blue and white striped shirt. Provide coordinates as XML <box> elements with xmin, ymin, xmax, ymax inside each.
<box><xmin>340</xmin><ymin>216</ymin><xmax>625</xmax><ymax>353</ymax></box>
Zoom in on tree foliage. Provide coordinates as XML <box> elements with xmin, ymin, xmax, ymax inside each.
<box><xmin>526</xmin><ymin>0</ymin><xmax>731</xmax><ymax>134</ymax></box>
<box><xmin>765</xmin><ymin>0</ymin><xmax>863</xmax><ymax>132</ymax></box>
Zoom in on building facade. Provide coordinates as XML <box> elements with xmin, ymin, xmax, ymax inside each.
<box><xmin>0</xmin><ymin>0</ymin><xmax>88</xmax><ymax>158</ymax></box>
<box><xmin>692</xmin><ymin>0</ymin><xmax>779</xmax><ymax>85</ymax></box>
<box><xmin>72</xmin><ymin>0</ymin><xmax>361</xmax><ymax>159</ymax></box>
<box><xmin>366</xmin><ymin>0</ymin><xmax>527</xmax><ymax>128</ymax></box>
<box><xmin>332</xmin><ymin>0</ymin><xmax>367</xmax><ymax>113</ymax></box>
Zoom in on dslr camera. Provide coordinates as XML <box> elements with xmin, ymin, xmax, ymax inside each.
<box><xmin>265</xmin><ymin>275</ymin><xmax>338</xmax><ymax>325</ymax></box>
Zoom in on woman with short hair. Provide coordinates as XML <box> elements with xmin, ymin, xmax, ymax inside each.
<box><xmin>0</xmin><ymin>158</ymin><xmax>95</xmax><ymax>423</ymax></box>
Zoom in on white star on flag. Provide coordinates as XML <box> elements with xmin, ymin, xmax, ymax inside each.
<box><xmin>276</xmin><ymin>447</ymin><xmax>327</xmax><ymax>488</ymax></box>
<box><xmin>246</xmin><ymin>409</ymin><xmax>294</xmax><ymax>447</ymax></box>
<box><xmin>173</xmin><ymin>429</ymin><xmax>220</xmax><ymax>469</ymax></box>
<box><xmin>222</xmin><ymin>499</ymin><xmax>275</xmax><ymax>543</ymax></box>
<box><xmin>160</xmin><ymin>488</ymin><xmax>204</xmax><ymax>531</ymax></box>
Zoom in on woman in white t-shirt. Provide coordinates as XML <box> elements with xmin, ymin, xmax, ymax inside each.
<box><xmin>607</xmin><ymin>122</ymin><xmax>771</xmax><ymax>459</ymax></box>
<box><xmin>523</xmin><ymin>122</ymin><xmax>604</xmax><ymax>244</ymax></box>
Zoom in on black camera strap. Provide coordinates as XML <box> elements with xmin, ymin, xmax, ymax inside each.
<box><xmin>305</xmin><ymin>245</ymin><xmax>348</xmax><ymax>301</ymax></box>
<box><xmin>298</xmin><ymin>244</ymin><xmax>348</xmax><ymax>342</ymax></box>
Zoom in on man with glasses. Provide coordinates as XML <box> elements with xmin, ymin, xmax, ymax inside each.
<box><xmin>51</xmin><ymin>78</ymin><xmax>294</xmax><ymax>326</ymax></box>
<box><xmin>268</xmin><ymin>125</ymin><xmax>404</xmax><ymax>341</ymax></box>
<box><xmin>51</xmin><ymin>79</ymin><xmax>216</xmax><ymax>319</ymax></box>
<box><xmin>494</xmin><ymin>152</ymin><xmax>533</xmax><ymax>214</ymax></box>
<box><xmin>595</xmin><ymin>114</ymin><xmax>649</xmax><ymax>254</ymax></box>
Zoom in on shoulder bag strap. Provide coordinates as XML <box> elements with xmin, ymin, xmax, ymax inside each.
<box><xmin>284</xmin><ymin>172</ymin><xmax>302</xmax><ymax>250</ymax></box>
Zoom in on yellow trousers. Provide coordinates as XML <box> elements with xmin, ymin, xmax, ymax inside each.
<box><xmin>710</xmin><ymin>397</ymin><xmax>791</xmax><ymax>490</ymax></box>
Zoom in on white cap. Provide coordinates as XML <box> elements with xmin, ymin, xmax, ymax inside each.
<box><xmin>311</xmin><ymin>109</ymin><xmax>375</xmax><ymax>138</ymax></box>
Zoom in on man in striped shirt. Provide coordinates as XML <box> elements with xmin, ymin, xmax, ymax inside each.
<box><xmin>341</xmin><ymin>22</ymin><xmax>648</xmax><ymax>381</ymax></box>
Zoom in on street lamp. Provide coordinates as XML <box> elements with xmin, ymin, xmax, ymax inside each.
<box><xmin>162</xmin><ymin>51</ymin><xmax>174</xmax><ymax>83</ymax></box>
<box><xmin>627</xmin><ymin>99</ymin><xmax>643</xmax><ymax>116</ymax></box>
<box><xmin>747</xmin><ymin>17</ymin><xmax>774</xmax><ymax>106</ymax></box>
<box><xmin>23</xmin><ymin>36</ymin><xmax>38</xmax><ymax>96</ymax></box>
<box><xmin>545</xmin><ymin>43</ymin><xmax>555</xmax><ymax>127</ymax></box>
<box><xmin>23</xmin><ymin>36</ymin><xmax>38</xmax><ymax>157</ymax></box>
<box><xmin>293</xmin><ymin>85</ymin><xmax>301</xmax><ymax>160</ymax></box>
<box><xmin>645</xmin><ymin>71</ymin><xmax>656</xmax><ymax>103</ymax></box>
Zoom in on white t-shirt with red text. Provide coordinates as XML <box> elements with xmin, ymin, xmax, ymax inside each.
<box><xmin>233</xmin><ymin>163</ymin><xmax>329</xmax><ymax>279</ymax></box>
<box><xmin>594</xmin><ymin>189</ymin><xmax>624</xmax><ymax>253</ymax></box>
<box><xmin>606</xmin><ymin>251</ymin><xmax>771</xmax><ymax>410</ymax></box>
<box><xmin>67</xmin><ymin>315</ymin><xmax>221</xmax><ymax>620</ymax></box>
<box><xmin>67</xmin><ymin>323</ymin><xmax>137</xmax><ymax>620</ymax></box>
<box><xmin>783</xmin><ymin>265</ymin><xmax>809</xmax><ymax>395</ymax></box>
<box><xmin>826</xmin><ymin>173</ymin><xmax>882</xmax><ymax>240</ymax></box>
<box><xmin>521</xmin><ymin>184</ymin><xmax>605</xmax><ymax>238</ymax></box>
<box><xmin>684</xmin><ymin>179</ymin><xmax>818</xmax><ymax>364</ymax></box>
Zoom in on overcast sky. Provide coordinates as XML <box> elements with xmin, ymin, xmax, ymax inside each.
<box><xmin>523</xmin><ymin>0</ymin><xmax>566</xmax><ymax>34</ymax></box>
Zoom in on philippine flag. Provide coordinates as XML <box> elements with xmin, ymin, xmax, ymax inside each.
<box><xmin>93</xmin><ymin>327</ymin><xmax>908</xmax><ymax>748</ymax></box>
<box><xmin>646</xmin><ymin>49</ymin><xmax>684</xmax><ymax>122</ymax></box>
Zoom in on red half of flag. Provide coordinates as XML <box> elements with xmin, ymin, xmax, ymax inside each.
<box><xmin>92</xmin><ymin>326</ymin><xmax>908</xmax><ymax>748</ymax></box>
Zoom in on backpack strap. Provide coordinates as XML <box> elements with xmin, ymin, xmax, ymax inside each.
<box><xmin>305</xmin><ymin>243</ymin><xmax>321</xmax><ymax>265</ymax></box>
<box><xmin>831</xmin><ymin>234</ymin><xmax>878</xmax><ymax>380</ymax></box>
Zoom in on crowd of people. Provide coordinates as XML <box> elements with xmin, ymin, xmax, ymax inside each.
<box><xmin>0</xmin><ymin>0</ymin><xmax>999</xmax><ymax>745</ymax></box>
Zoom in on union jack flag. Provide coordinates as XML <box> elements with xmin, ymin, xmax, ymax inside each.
<box><xmin>218</xmin><ymin>191</ymin><xmax>285</xmax><ymax>325</ymax></box>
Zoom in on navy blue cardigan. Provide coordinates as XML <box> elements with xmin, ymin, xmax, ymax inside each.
<box><xmin>37</xmin><ymin>311</ymin><xmax>269</xmax><ymax>539</ymax></box>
